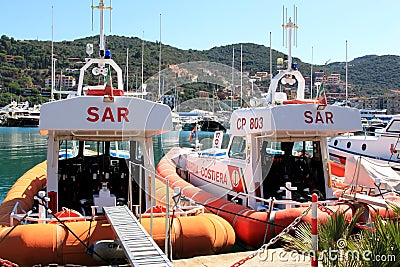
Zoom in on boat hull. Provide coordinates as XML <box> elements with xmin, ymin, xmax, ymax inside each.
<box><xmin>156</xmin><ymin>147</ymin><xmax>396</xmax><ymax>248</ymax></box>
<box><xmin>2</xmin><ymin>116</ymin><xmax>39</xmax><ymax>127</ymax></box>
<box><xmin>0</xmin><ymin>161</ymin><xmax>235</xmax><ymax>266</ymax></box>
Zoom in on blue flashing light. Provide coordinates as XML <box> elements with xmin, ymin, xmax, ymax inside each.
<box><xmin>105</xmin><ymin>50</ymin><xmax>111</xmax><ymax>59</ymax></box>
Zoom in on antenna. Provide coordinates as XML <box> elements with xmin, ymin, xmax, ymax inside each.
<box><xmin>285</xmin><ymin>7</ymin><xmax>288</xmax><ymax>47</ymax></box>
<box><xmin>141</xmin><ymin>31</ymin><xmax>144</xmax><ymax>97</ymax></box>
<box><xmin>294</xmin><ymin>5</ymin><xmax>298</xmax><ymax>47</ymax></box>
<box><xmin>282</xmin><ymin>12</ymin><xmax>298</xmax><ymax>71</ymax></box>
<box><xmin>240</xmin><ymin>44</ymin><xmax>243</xmax><ymax>108</ymax></box>
<box><xmin>110</xmin><ymin>0</ymin><xmax>112</xmax><ymax>32</ymax></box>
<box><xmin>311</xmin><ymin>46</ymin><xmax>313</xmax><ymax>99</ymax></box>
<box><xmin>282</xmin><ymin>5</ymin><xmax>285</xmax><ymax>46</ymax></box>
<box><xmin>269</xmin><ymin>32</ymin><xmax>272</xmax><ymax>79</ymax></box>
<box><xmin>126</xmin><ymin>47</ymin><xmax>129</xmax><ymax>92</ymax></box>
<box><xmin>91</xmin><ymin>0</ymin><xmax>112</xmax><ymax>56</ymax></box>
<box><xmin>231</xmin><ymin>46</ymin><xmax>234</xmax><ymax>110</ymax></box>
<box><xmin>92</xmin><ymin>0</ymin><xmax>94</xmax><ymax>31</ymax></box>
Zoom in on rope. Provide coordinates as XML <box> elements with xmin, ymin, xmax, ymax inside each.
<box><xmin>0</xmin><ymin>258</ymin><xmax>19</xmax><ymax>267</ymax></box>
<box><xmin>0</xmin><ymin>211</ymin><xmax>32</xmax><ymax>246</ymax></box>
<box><xmin>167</xmin><ymin>191</ymin><xmax>182</xmax><ymax>260</ymax></box>
<box><xmin>229</xmin><ymin>204</ymin><xmax>313</xmax><ymax>267</ymax></box>
<box><xmin>85</xmin><ymin>211</ymin><xmax>95</xmax><ymax>249</ymax></box>
<box><xmin>389</xmin><ymin>135</ymin><xmax>400</xmax><ymax>161</ymax></box>
<box><xmin>35</xmin><ymin>196</ymin><xmax>111</xmax><ymax>264</ymax></box>
<box><xmin>184</xmin><ymin>196</ymin><xmax>288</xmax><ymax>229</ymax></box>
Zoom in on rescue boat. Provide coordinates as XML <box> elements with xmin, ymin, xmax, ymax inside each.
<box><xmin>154</xmin><ymin>18</ymin><xmax>397</xmax><ymax>248</ymax></box>
<box><xmin>0</xmin><ymin>1</ymin><xmax>235</xmax><ymax>266</ymax></box>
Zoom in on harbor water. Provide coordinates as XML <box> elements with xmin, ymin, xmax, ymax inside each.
<box><xmin>0</xmin><ymin>128</ymin><xmax>229</xmax><ymax>204</ymax></box>
<box><xmin>0</xmin><ymin>127</ymin><xmax>47</xmax><ymax>203</ymax></box>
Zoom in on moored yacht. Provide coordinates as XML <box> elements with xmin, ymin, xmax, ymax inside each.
<box><xmin>329</xmin><ymin>115</ymin><xmax>400</xmax><ymax>192</ymax></box>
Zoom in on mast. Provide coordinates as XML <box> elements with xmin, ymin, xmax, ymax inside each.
<box><xmin>91</xmin><ymin>0</ymin><xmax>112</xmax><ymax>58</ymax></box>
<box><xmin>231</xmin><ymin>46</ymin><xmax>234</xmax><ymax>110</ymax></box>
<box><xmin>99</xmin><ymin>1</ymin><xmax>105</xmax><ymax>55</ymax></box>
<box><xmin>158</xmin><ymin>14</ymin><xmax>162</xmax><ymax>100</ymax></box>
<box><xmin>141</xmin><ymin>31</ymin><xmax>144</xmax><ymax>96</ymax></box>
<box><xmin>311</xmin><ymin>46</ymin><xmax>313</xmax><ymax>99</ymax></box>
<box><xmin>269</xmin><ymin>32</ymin><xmax>272</xmax><ymax>79</ymax></box>
<box><xmin>126</xmin><ymin>48</ymin><xmax>129</xmax><ymax>92</ymax></box>
<box><xmin>59</xmin><ymin>69</ymin><xmax>62</xmax><ymax>99</ymax></box>
<box><xmin>345</xmin><ymin>40</ymin><xmax>348</xmax><ymax>105</ymax></box>
<box><xmin>240</xmin><ymin>44</ymin><xmax>243</xmax><ymax>108</ymax></box>
<box><xmin>51</xmin><ymin>5</ymin><xmax>54</xmax><ymax>101</ymax></box>
<box><xmin>283</xmin><ymin>17</ymin><xmax>297</xmax><ymax>71</ymax></box>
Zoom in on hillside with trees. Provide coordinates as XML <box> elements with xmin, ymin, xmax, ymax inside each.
<box><xmin>0</xmin><ymin>34</ymin><xmax>399</xmax><ymax>107</ymax></box>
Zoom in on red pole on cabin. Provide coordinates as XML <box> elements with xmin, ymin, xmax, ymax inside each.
<box><xmin>311</xmin><ymin>193</ymin><xmax>318</xmax><ymax>266</ymax></box>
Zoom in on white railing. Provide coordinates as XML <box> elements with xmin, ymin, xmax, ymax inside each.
<box><xmin>230</xmin><ymin>191</ymin><xmax>338</xmax><ymax>214</ymax></box>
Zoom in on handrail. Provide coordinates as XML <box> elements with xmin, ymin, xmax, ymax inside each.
<box><xmin>128</xmin><ymin>160</ymin><xmax>171</xmax><ymax>256</ymax></box>
<box><xmin>230</xmin><ymin>191</ymin><xmax>337</xmax><ymax>212</ymax></box>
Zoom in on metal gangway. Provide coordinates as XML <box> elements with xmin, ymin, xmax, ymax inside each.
<box><xmin>103</xmin><ymin>205</ymin><xmax>173</xmax><ymax>267</ymax></box>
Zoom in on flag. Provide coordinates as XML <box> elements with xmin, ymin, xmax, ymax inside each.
<box><xmin>317</xmin><ymin>83</ymin><xmax>327</xmax><ymax>105</ymax></box>
<box><xmin>104</xmin><ymin>67</ymin><xmax>114</xmax><ymax>99</ymax></box>
<box><xmin>189</xmin><ymin>124</ymin><xmax>197</xmax><ymax>142</ymax></box>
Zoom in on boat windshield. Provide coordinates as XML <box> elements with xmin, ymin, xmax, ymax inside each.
<box><xmin>59</xmin><ymin>140</ymin><xmax>79</xmax><ymax>159</ymax></box>
<box><xmin>386</xmin><ymin>120</ymin><xmax>400</xmax><ymax>133</ymax></box>
<box><xmin>263</xmin><ymin>141</ymin><xmax>314</xmax><ymax>157</ymax></box>
<box><xmin>85</xmin><ymin>141</ymin><xmax>105</xmax><ymax>155</ymax></box>
<box><xmin>229</xmin><ymin>136</ymin><xmax>246</xmax><ymax>160</ymax></box>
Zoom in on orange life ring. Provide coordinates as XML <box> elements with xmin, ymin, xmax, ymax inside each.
<box><xmin>51</xmin><ymin>208</ymin><xmax>85</xmax><ymax>223</ymax></box>
<box><xmin>142</xmin><ymin>205</ymin><xmax>178</xmax><ymax>218</ymax></box>
<box><xmin>283</xmin><ymin>99</ymin><xmax>319</xmax><ymax>105</ymax></box>
<box><xmin>145</xmin><ymin>205</ymin><xmax>167</xmax><ymax>213</ymax></box>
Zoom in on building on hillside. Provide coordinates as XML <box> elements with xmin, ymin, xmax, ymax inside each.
<box><xmin>326</xmin><ymin>74</ymin><xmax>341</xmax><ymax>85</ymax></box>
<box><xmin>388</xmin><ymin>90</ymin><xmax>400</xmax><ymax>114</ymax></box>
<box><xmin>250</xmin><ymin>72</ymin><xmax>270</xmax><ymax>82</ymax></box>
<box><xmin>5</xmin><ymin>55</ymin><xmax>14</xmax><ymax>63</ymax></box>
<box><xmin>313</xmin><ymin>71</ymin><xmax>324</xmax><ymax>84</ymax></box>
<box><xmin>45</xmin><ymin>74</ymin><xmax>76</xmax><ymax>89</ymax></box>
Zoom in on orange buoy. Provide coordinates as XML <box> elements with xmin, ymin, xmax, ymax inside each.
<box><xmin>156</xmin><ymin>151</ymin><xmax>398</xmax><ymax>248</ymax></box>
<box><xmin>51</xmin><ymin>208</ymin><xmax>86</xmax><ymax>223</ymax></box>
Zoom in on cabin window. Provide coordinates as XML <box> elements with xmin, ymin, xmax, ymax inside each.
<box><xmin>229</xmin><ymin>136</ymin><xmax>246</xmax><ymax>160</ymax></box>
<box><xmin>346</xmin><ymin>142</ymin><xmax>351</xmax><ymax>149</ymax></box>
<box><xmin>361</xmin><ymin>144</ymin><xmax>367</xmax><ymax>151</ymax></box>
<box><xmin>85</xmin><ymin>141</ymin><xmax>105</xmax><ymax>155</ymax></box>
<box><xmin>386</xmin><ymin>120</ymin><xmax>400</xmax><ymax>133</ymax></box>
<box><xmin>109</xmin><ymin>141</ymin><xmax>131</xmax><ymax>159</ymax></box>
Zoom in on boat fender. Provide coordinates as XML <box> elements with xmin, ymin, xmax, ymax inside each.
<box><xmin>390</xmin><ymin>144</ymin><xmax>398</xmax><ymax>154</ymax></box>
<box><xmin>89</xmin><ymin>240</ymin><xmax>126</xmax><ymax>264</ymax></box>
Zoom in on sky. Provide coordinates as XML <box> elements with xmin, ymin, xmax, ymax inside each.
<box><xmin>2</xmin><ymin>0</ymin><xmax>400</xmax><ymax>65</ymax></box>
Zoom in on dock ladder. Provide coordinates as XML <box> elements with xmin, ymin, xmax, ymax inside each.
<box><xmin>103</xmin><ymin>205</ymin><xmax>173</xmax><ymax>267</ymax></box>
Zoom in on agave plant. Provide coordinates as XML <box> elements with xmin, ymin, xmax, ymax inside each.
<box><xmin>346</xmin><ymin>202</ymin><xmax>400</xmax><ymax>267</ymax></box>
<box><xmin>282</xmin><ymin>208</ymin><xmax>362</xmax><ymax>267</ymax></box>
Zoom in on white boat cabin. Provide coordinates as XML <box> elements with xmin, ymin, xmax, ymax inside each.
<box><xmin>182</xmin><ymin>18</ymin><xmax>362</xmax><ymax>210</ymax></box>
<box><xmin>39</xmin><ymin>23</ymin><xmax>172</xmax><ymax>215</ymax></box>
<box><xmin>185</xmin><ymin>104</ymin><xmax>362</xmax><ymax>209</ymax></box>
